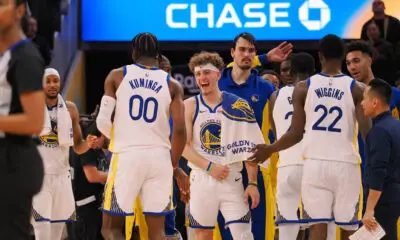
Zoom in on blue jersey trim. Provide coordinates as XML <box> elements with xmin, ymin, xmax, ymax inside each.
<box><xmin>335</xmin><ymin>221</ymin><xmax>361</xmax><ymax>226</ymax></box>
<box><xmin>190</xmin><ymin>225</ymin><xmax>215</xmax><ymax>229</ymax></box>
<box><xmin>166</xmin><ymin>74</ymin><xmax>171</xmax><ymax>85</ymax></box>
<box><xmin>225</xmin><ymin>220</ymin><xmax>250</xmax><ymax>226</ymax></box>
<box><xmin>193</xmin><ymin>96</ymin><xmax>199</xmax><ymax>126</ymax></box>
<box><xmin>350</xmin><ymin>79</ymin><xmax>356</xmax><ymax>91</ymax></box>
<box><xmin>200</xmin><ymin>94</ymin><xmax>220</xmax><ymax>113</ymax></box>
<box><xmin>143</xmin><ymin>209</ymin><xmax>175</xmax><ymax>216</ymax></box>
<box><xmin>134</xmin><ymin>63</ymin><xmax>160</xmax><ymax>70</ymax></box>
<box><xmin>123</xmin><ymin>65</ymin><xmax>127</xmax><ymax>76</ymax></box>
<box><xmin>1</xmin><ymin>39</ymin><xmax>30</xmax><ymax>57</ymax></box>
<box><xmin>318</xmin><ymin>73</ymin><xmax>347</xmax><ymax>78</ymax></box>
<box><xmin>307</xmin><ymin>78</ymin><xmax>311</xmax><ymax>88</ymax></box>
<box><xmin>100</xmin><ymin>208</ymin><xmax>134</xmax><ymax>216</ymax></box>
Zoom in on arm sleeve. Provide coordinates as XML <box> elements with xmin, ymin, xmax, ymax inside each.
<box><xmin>80</xmin><ymin>150</ymin><xmax>98</xmax><ymax>167</ymax></box>
<box><xmin>366</xmin><ymin>127</ymin><xmax>391</xmax><ymax>191</ymax></box>
<box><xmin>11</xmin><ymin>48</ymin><xmax>44</xmax><ymax>94</ymax></box>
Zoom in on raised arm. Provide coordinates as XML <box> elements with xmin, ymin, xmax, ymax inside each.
<box><xmin>169</xmin><ymin>78</ymin><xmax>187</xmax><ymax>169</ymax></box>
<box><xmin>96</xmin><ymin>68</ymin><xmax>123</xmax><ymax>139</ymax></box>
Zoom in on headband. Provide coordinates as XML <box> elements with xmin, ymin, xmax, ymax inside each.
<box><xmin>194</xmin><ymin>63</ymin><xmax>220</xmax><ymax>73</ymax></box>
<box><xmin>43</xmin><ymin>68</ymin><xmax>60</xmax><ymax>86</ymax></box>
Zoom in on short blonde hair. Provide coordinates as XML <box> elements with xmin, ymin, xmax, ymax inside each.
<box><xmin>188</xmin><ymin>51</ymin><xmax>225</xmax><ymax>73</ymax></box>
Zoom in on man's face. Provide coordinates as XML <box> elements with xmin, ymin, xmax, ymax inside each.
<box><xmin>372</xmin><ymin>0</ymin><xmax>385</xmax><ymax>14</ymax></box>
<box><xmin>261</xmin><ymin>74</ymin><xmax>279</xmax><ymax>89</ymax></box>
<box><xmin>346</xmin><ymin>51</ymin><xmax>372</xmax><ymax>83</ymax></box>
<box><xmin>194</xmin><ymin>68</ymin><xmax>220</xmax><ymax>95</ymax></box>
<box><xmin>160</xmin><ymin>60</ymin><xmax>172</xmax><ymax>74</ymax></box>
<box><xmin>231</xmin><ymin>37</ymin><xmax>256</xmax><ymax>70</ymax></box>
<box><xmin>361</xmin><ymin>86</ymin><xmax>377</xmax><ymax>117</ymax></box>
<box><xmin>280</xmin><ymin>59</ymin><xmax>292</xmax><ymax>85</ymax></box>
<box><xmin>0</xmin><ymin>0</ymin><xmax>18</xmax><ymax>34</ymax></box>
<box><xmin>27</xmin><ymin>17</ymin><xmax>37</xmax><ymax>38</ymax></box>
<box><xmin>367</xmin><ymin>23</ymin><xmax>380</xmax><ymax>40</ymax></box>
<box><xmin>44</xmin><ymin>74</ymin><xmax>61</xmax><ymax>99</ymax></box>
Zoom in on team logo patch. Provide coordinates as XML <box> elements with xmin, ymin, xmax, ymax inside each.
<box><xmin>40</xmin><ymin>120</ymin><xmax>59</xmax><ymax>148</ymax></box>
<box><xmin>222</xmin><ymin>98</ymin><xmax>256</xmax><ymax>123</ymax></box>
<box><xmin>251</xmin><ymin>94</ymin><xmax>259</xmax><ymax>102</ymax></box>
<box><xmin>199</xmin><ymin>120</ymin><xmax>222</xmax><ymax>154</ymax></box>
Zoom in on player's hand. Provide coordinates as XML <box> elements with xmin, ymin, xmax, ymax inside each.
<box><xmin>86</xmin><ymin>134</ymin><xmax>98</xmax><ymax>149</ymax></box>
<box><xmin>362</xmin><ymin>210</ymin><xmax>378</xmax><ymax>232</ymax></box>
<box><xmin>174</xmin><ymin>168</ymin><xmax>190</xmax><ymax>204</ymax></box>
<box><xmin>209</xmin><ymin>163</ymin><xmax>229</xmax><ymax>181</ymax></box>
<box><xmin>267</xmin><ymin>41</ymin><xmax>293</xmax><ymax>62</ymax></box>
<box><xmin>247</xmin><ymin>144</ymin><xmax>272</xmax><ymax>164</ymax></box>
<box><xmin>244</xmin><ymin>185</ymin><xmax>260</xmax><ymax>209</ymax></box>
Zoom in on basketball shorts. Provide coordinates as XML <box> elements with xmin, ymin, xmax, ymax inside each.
<box><xmin>32</xmin><ymin>172</ymin><xmax>76</xmax><ymax>222</ymax></box>
<box><xmin>276</xmin><ymin>165</ymin><xmax>303</xmax><ymax>225</ymax></box>
<box><xmin>301</xmin><ymin>159</ymin><xmax>362</xmax><ymax>229</ymax></box>
<box><xmin>101</xmin><ymin>148</ymin><xmax>174</xmax><ymax>216</ymax></box>
<box><xmin>188</xmin><ymin>169</ymin><xmax>251</xmax><ymax>229</ymax></box>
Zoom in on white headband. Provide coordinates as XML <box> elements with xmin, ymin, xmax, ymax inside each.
<box><xmin>194</xmin><ymin>63</ymin><xmax>220</xmax><ymax>73</ymax></box>
<box><xmin>43</xmin><ymin>68</ymin><xmax>60</xmax><ymax>86</ymax></box>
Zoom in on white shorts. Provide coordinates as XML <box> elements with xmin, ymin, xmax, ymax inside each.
<box><xmin>187</xmin><ymin>169</ymin><xmax>250</xmax><ymax>229</ymax></box>
<box><xmin>301</xmin><ymin>159</ymin><xmax>362</xmax><ymax>228</ymax></box>
<box><xmin>101</xmin><ymin>148</ymin><xmax>173</xmax><ymax>216</ymax></box>
<box><xmin>276</xmin><ymin>165</ymin><xmax>303</xmax><ymax>225</ymax></box>
<box><xmin>32</xmin><ymin>173</ymin><xmax>75</xmax><ymax>222</ymax></box>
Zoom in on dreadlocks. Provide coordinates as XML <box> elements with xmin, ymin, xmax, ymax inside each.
<box><xmin>131</xmin><ymin>32</ymin><xmax>161</xmax><ymax>63</ymax></box>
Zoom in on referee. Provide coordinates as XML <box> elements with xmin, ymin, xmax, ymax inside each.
<box><xmin>362</xmin><ymin>79</ymin><xmax>400</xmax><ymax>239</ymax></box>
<box><xmin>0</xmin><ymin>0</ymin><xmax>45</xmax><ymax>239</ymax></box>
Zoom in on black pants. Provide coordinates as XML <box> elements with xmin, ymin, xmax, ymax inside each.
<box><xmin>375</xmin><ymin>203</ymin><xmax>400</xmax><ymax>240</ymax></box>
<box><xmin>69</xmin><ymin>201</ymin><xmax>103</xmax><ymax>240</ymax></box>
<box><xmin>0</xmin><ymin>139</ymin><xmax>44</xmax><ymax>240</ymax></box>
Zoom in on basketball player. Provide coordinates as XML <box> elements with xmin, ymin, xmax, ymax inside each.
<box><xmin>183</xmin><ymin>51</ymin><xmax>259</xmax><ymax>240</ymax></box>
<box><xmin>269</xmin><ymin>52</ymin><xmax>315</xmax><ymax>240</ymax></box>
<box><xmin>32</xmin><ymin>68</ymin><xmax>96</xmax><ymax>240</ymax></box>
<box><xmin>97</xmin><ymin>33</ymin><xmax>186</xmax><ymax>240</ymax></box>
<box><xmin>218</xmin><ymin>32</ymin><xmax>292</xmax><ymax>240</ymax></box>
<box><xmin>346</xmin><ymin>40</ymin><xmax>400</xmax><ymax>119</ymax></box>
<box><xmin>249</xmin><ymin>34</ymin><xmax>372</xmax><ymax>240</ymax></box>
<box><xmin>0</xmin><ymin>0</ymin><xmax>45</xmax><ymax>238</ymax></box>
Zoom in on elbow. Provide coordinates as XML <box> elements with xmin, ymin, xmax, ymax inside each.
<box><xmin>291</xmin><ymin>129</ymin><xmax>304</xmax><ymax>144</ymax></box>
<box><xmin>32</xmin><ymin>120</ymin><xmax>45</xmax><ymax>134</ymax></box>
<box><xmin>173</xmin><ymin>125</ymin><xmax>187</xmax><ymax>138</ymax></box>
<box><xmin>85</xmin><ymin>173</ymin><xmax>98</xmax><ymax>183</ymax></box>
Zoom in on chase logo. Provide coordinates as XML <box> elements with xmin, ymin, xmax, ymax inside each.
<box><xmin>223</xmin><ymin>98</ymin><xmax>257</xmax><ymax>123</ymax></box>
<box><xmin>299</xmin><ymin>0</ymin><xmax>330</xmax><ymax>31</ymax></box>
<box><xmin>40</xmin><ymin>120</ymin><xmax>59</xmax><ymax>148</ymax></box>
<box><xmin>200</xmin><ymin>121</ymin><xmax>221</xmax><ymax>151</ymax></box>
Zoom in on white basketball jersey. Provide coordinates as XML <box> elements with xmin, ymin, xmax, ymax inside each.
<box><xmin>191</xmin><ymin>95</ymin><xmax>242</xmax><ymax>172</ymax></box>
<box><xmin>38</xmin><ymin>106</ymin><xmax>70</xmax><ymax>174</ymax></box>
<box><xmin>110</xmin><ymin>64</ymin><xmax>171</xmax><ymax>153</ymax></box>
<box><xmin>303</xmin><ymin>74</ymin><xmax>360</xmax><ymax>164</ymax></box>
<box><xmin>272</xmin><ymin>85</ymin><xmax>303</xmax><ymax>167</ymax></box>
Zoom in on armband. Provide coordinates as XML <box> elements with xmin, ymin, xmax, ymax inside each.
<box><xmin>96</xmin><ymin>96</ymin><xmax>116</xmax><ymax>139</ymax></box>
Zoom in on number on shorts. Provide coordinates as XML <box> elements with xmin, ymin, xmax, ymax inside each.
<box><xmin>129</xmin><ymin>95</ymin><xmax>158</xmax><ymax>123</ymax></box>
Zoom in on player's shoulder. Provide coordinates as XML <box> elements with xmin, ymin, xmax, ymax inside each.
<box><xmin>256</xmin><ymin>76</ymin><xmax>275</xmax><ymax>97</ymax></box>
<box><xmin>184</xmin><ymin>95</ymin><xmax>197</xmax><ymax>117</ymax></box>
<box><xmin>65</xmin><ymin>101</ymin><xmax>78</xmax><ymax>112</ymax></box>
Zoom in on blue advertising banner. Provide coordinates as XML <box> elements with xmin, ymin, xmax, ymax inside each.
<box><xmin>81</xmin><ymin>0</ymin><xmax>400</xmax><ymax>42</ymax></box>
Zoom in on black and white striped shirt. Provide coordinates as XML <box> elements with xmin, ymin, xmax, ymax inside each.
<box><xmin>0</xmin><ymin>39</ymin><xmax>44</xmax><ymax>141</ymax></box>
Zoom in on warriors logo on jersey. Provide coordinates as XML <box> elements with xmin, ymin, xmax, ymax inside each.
<box><xmin>200</xmin><ymin>120</ymin><xmax>222</xmax><ymax>156</ymax></box>
<box><xmin>40</xmin><ymin>120</ymin><xmax>58</xmax><ymax>148</ymax></box>
<box><xmin>223</xmin><ymin>97</ymin><xmax>257</xmax><ymax>123</ymax></box>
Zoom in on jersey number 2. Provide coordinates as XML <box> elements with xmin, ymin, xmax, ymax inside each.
<box><xmin>312</xmin><ymin>105</ymin><xmax>342</xmax><ymax>132</ymax></box>
<box><xmin>129</xmin><ymin>95</ymin><xmax>158</xmax><ymax>123</ymax></box>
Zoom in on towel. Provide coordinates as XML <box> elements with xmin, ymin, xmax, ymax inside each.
<box><xmin>55</xmin><ymin>94</ymin><xmax>73</xmax><ymax>147</ymax></box>
<box><xmin>220</xmin><ymin>92</ymin><xmax>267</xmax><ymax>165</ymax></box>
<box><xmin>39</xmin><ymin>105</ymin><xmax>52</xmax><ymax>136</ymax></box>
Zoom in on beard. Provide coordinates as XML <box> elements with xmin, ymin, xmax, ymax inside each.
<box><xmin>45</xmin><ymin>93</ymin><xmax>58</xmax><ymax>99</ymax></box>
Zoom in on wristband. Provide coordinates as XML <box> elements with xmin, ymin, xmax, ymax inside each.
<box><xmin>206</xmin><ymin>162</ymin><xmax>213</xmax><ymax>173</ymax></box>
<box><xmin>248</xmin><ymin>182</ymin><xmax>258</xmax><ymax>187</ymax></box>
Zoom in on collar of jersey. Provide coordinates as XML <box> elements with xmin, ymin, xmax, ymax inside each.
<box><xmin>318</xmin><ymin>73</ymin><xmax>347</xmax><ymax>78</ymax></box>
<box><xmin>133</xmin><ymin>63</ymin><xmax>160</xmax><ymax>71</ymax></box>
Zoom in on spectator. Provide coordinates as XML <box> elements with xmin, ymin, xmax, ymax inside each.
<box><xmin>362</xmin><ymin>79</ymin><xmax>400</xmax><ymax>239</ymax></box>
<box><xmin>260</xmin><ymin>70</ymin><xmax>280</xmax><ymax>89</ymax></box>
<box><xmin>361</xmin><ymin>0</ymin><xmax>400</xmax><ymax>46</ymax></box>
<box><xmin>26</xmin><ymin>16</ymin><xmax>51</xmax><ymax>65</ymax></box>
<box><xmin>365</xmin><ymin>21</ymin><xmax>396</xmax><ymax>85</ymax></box>
<box><xmin>69</xmin><ymin>115</ymin><xmax>109</xmax><ymax>240</ymax></box>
